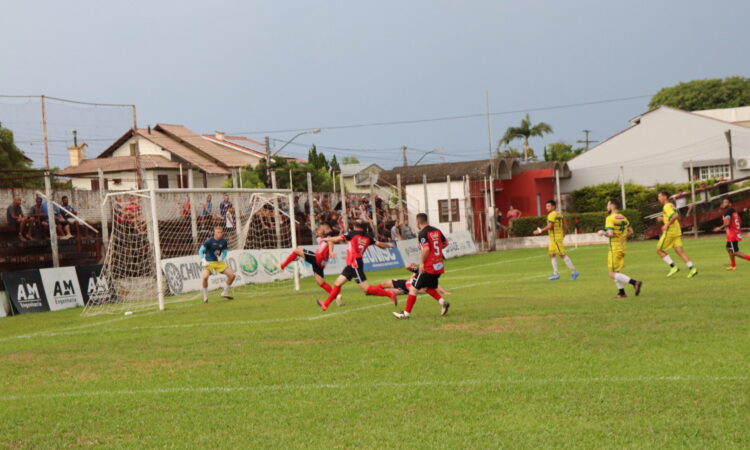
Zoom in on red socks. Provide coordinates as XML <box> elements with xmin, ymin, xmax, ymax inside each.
<box><xmin>738</xmin><ymin>254</ymin><xmax>750</xmax><ymax>261</ymax></box>
<box><xmin>320</xmin><ymin>282</ymin><xmax>332</xmax><ymax>293</ymax></box>
<box><xmin>731</xmin><ymin>259</ymin><xmax>737</xmax><ymax>268</ymax></box>
<box><xmin>366</xmin><ymin>285</ymin><xmax>390</xmax><ymax>297</ymax></box>
<box><xmin>280</xmin><ymin>252</ymin><xmax>297</xmax><ymax>270</ymax></box>
<box><xmin>405</xmin><ymin>295</ymin><xmax>417</xmax><ymax>313</ymax></box>
<box><xmin>425</xmin><ymin>288</ymin><xmax>442</xmax><ymax>301</ymax></box>
<box><xmin>322</xmin><ymin>285</ymin><xmax>341</xmax><ymax>308</ymax></box>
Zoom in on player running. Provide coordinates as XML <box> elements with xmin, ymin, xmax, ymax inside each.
<box><xmin>315</xmin><ymin>221</ymin><xmax>397</xmax><ymax>311</ymax></box>
<box><xmin>713</xmin><ymin>197</ymin><xmax>750</xmax><ymax>270</ymax></box>
<box><xmin>656</xmin><ymin>190</ymin><xmax>697</xmax><ymax>278</ymax></box>
<box><xmin>279</xmin><ymin>223</ymin><xmax>342</xmax><ymax>305</ymax></box>
<box><xmin>597</xmin><ymin>199</ymin><xmax>642</xmax><ymax>298</ymax></box>
<box><xmin>393</xmin><ymin>213</ymin><xmax>450</xmax><ymax>319</ymax></box>
<box><xmin>533</xmin><ymin>200</ymin><xmax>580</xmax><ymax>281</ymax></box>
<box><xmin>199</xmin><ymin>226</ymin><xmax>236</xmax><ymax>303</ymax></box>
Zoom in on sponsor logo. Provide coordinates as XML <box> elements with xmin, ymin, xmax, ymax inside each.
<box><xmin>239</xmin><ymin>253</ymin><xmax>259</xmax><ymax>276</ymax></box>
<box><xmin>261</xmin><ymin>253</ymin><xmax>280</xmax><ymax>275</ymax></box>
<box><xmin>16</xmin><ymin>278</ymin><xmax>43</xmax><ymax>308</ymax></box>
<box><xmin>364</xmin><ymin>246</ymin><xmax>397</xmax><ymax>263</ymax></box>
<box><xmin>164</xmin><ymin>262</ymin><xmax>184</xmax><ymax>294</ymax></box>
<box><xmin>51</xmin><ymin>280</ymin><xmax>77</xmax><ymax>306</ymax></box>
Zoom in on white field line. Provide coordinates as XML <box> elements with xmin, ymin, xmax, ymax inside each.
<box><xmin>1</xmin><ymin>375</ymin><xmax>746</xmax><ymax>402</ymax></box>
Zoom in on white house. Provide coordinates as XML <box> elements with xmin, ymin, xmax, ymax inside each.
<box><xmin>59</xmin><ymin>124</ymin><xmax>258</xmax><ymax>190</ymax></box>
<box><xmin>562</xmin><ymin>105</ymin><xmax>750</xmax><ymax>192</ymax></box>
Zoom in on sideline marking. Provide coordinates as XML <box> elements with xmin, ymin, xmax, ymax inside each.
<box><xmin>1</xmin><ymin>375</ymin><xmax>745</xmax><ymax>402</ymax></box>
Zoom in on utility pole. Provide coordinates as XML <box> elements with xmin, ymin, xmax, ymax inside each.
<box><xmin>41</xmin><ymin>95</ymin><xmax>49</xmax><ymax>169</ymax></box>
<box><xmin>401</xmin><ymin>145</ymin><xmax>408</xmax><ymax>166</ymax></box>
<box><xmin>485</xmin><ymin>92</ymin><xmax>494</xmax><ymax>177</ymax></box>
<box><xmin>725</xmin><ymin>130</ymin><xmax>734</xmax><ymax>180</ymax></box>
<box><xmin>264</xmin><ymin>136</ymin><xmax>272</xmax><ymax>187</ymax></box>
<box><xmin>577</xmin><ymin>129</ymin><xmax>598</xmax><ymax>150</ymax></box>
<box><xmin>131</xmin><ymin>105</ymin><xmax>144</xmax><ymax>189</ymax></box>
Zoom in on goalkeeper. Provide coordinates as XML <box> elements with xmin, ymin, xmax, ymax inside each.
<box><xmin>199</xmin><ymin>226</ymin><xmax>236</xmax><ymax>303</ymax></box>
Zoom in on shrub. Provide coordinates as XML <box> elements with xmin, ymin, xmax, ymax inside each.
<box><xmin>570</xmin><ymin>183</ymin><xmax>655</xmax><ymax>213</ymax></box>
<box><xmin>510</xmin><ymin>209</ymin><xmax>645</xmax><ymax>237</ymax></box>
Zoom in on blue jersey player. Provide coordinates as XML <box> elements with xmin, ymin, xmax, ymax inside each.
<box><xmin>199</xmin><ymin>226</ymin><xmax>236</xmax><ymax>302</ymax></box>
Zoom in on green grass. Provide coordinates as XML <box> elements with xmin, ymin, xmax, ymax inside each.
<box><xmin>0</xmin><ymin>236</ymin><xmax>748</xmax><ymax>448</ymax></box>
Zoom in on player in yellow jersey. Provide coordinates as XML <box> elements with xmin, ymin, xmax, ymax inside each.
<box><xmin>597</xmin><ymin>198</ymin><xmax>642</xmax><ymax>298</ymax></box>
<box><xmin>656</xmin><ymin>191</ymin><xmax>697</xmax><ymax>278</ymax></box>
<box><xmin>533</xmin><ymin>200</ymin><xmax>580</xmax><ymax>280</ymax></box>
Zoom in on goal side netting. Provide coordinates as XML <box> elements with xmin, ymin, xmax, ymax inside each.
<box><xmin>82</xmin><ymin>188</ymin><xmax>305</xmax><ymax>316</ymax></box>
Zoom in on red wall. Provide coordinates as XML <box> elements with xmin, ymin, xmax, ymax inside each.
<box><xmin>468</xmin><ymin>169</ymin><xmax>555</xmax><ymax>242</ymax></box>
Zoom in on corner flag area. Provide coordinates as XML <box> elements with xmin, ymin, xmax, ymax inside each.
<box><xmin>0</xmin><ymin>236</ymin><xmax>748</xmax><ymax>447</ymax></box>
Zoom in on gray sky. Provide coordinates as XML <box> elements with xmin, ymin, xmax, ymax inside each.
<box><xmin>2</xmin><ymin>0</ymin><xmax>749</xmax><ymax>169</ymax></box>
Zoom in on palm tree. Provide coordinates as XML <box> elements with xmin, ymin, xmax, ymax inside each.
<box><xmin>495</xmin><ymin>146</ymin><xmax>524</xmax><ymax>159</ymax></box>
<box><xmin>498</xmin><ymin>114</ymin><xmax>553</xmax><ymax>161</ymax></box>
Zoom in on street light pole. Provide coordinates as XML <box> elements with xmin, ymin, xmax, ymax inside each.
<box><xmin>271</xmin><ymin>128</ymin><xmax>321</xmax><ymax>158</ymax></box>
<box><xmin>413</xmin><ymin>147</ymin><xmax>443</xmax><ymax>166</ymax></box>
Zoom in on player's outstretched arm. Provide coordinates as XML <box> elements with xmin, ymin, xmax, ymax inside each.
<box><xmin>198</xmin><ymin>245</ymin><xmax>208</xmax><ymax>266</ymax></box>
<box><xmin>714</xmin><ymin>216</ymin><xmax>729</xmax><ymax>232</ymax></box>
<box><xmin>375</xmin><ymin>241</ymin><xmax>394</xmax><ymax>249</ymax></box>
<box><xmin>324</xmin><ymin>235</ymin><xmax>345</xmax><ymax>244</ymax></box>
<box><xmin>534</xmin><ymin>223</ymin><xmax>553</xmax><ymax>235</ymax></box>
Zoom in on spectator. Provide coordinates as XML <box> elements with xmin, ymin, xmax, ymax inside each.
<box><xmin>674</xmin><ymin>190</ymin><xmax>687</xmax><ymax>211</ymax></box>
<box><xmin>390</xmin><ymin>220</ymin><xmax>402</xmax><ymax>241</ymax></box>
<box><xmin>123</xmin><ymin>195</ymin><xmax>146</xmax><ymax>233</ymax></box>
<box><xmin>201</xmin><ymin>195</ymin><xmax>214</xmax><ymax>217</ymax></box>
<box><xmin>219</xmin><ymin>194</ymin><xmax>232</xmax><ymax>219</ymax></box>
<box><xmin>181</xmin><ymin>196</ymin><xmax>191</xmax><ymax>218</ymax></box>
<box><xmin>495</xmin><ymin>207</ymin><xmax>504</xmax><ymax>229</ymax></box>
<box><xmin>60</xmin><ymin>196</ymin><xmax>78</xmax><ymax>236</ymax></box>
<box><xmin>7</xmin><ymin>197</ymin><xmax>32</xmax><ymax>241</ymax></box>
<box><xmin>114</xmin><ymin>195</ymin><xmax>125</xmax><ymax>223</ymax></box>
<box><xmin>28</xmin><ymin>196</ymin><xmax>45</xmax><ymax>238</ymax></box>
<box><xmin>507</xmin><ymin>205</ymin><xmax>522</xmax><ymax>227</ymax></box>
<box><xmin>41</xmin><ymin>199</ymin><xmax>71</xmax><ymax>239</ymax></box>
<box><xmin>400</xmin><ymin>221</ymin><xmax>416</xmax><ymax>239</ymax></box>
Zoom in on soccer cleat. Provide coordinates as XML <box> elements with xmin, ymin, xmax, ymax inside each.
<box><xmin>570</xmin><ymin>271</ymin><xmax>580</xmax><ymax>281</ymax></box>
<box><xmin>392</xmin><ymin>311</ymin><xmax>409</xmax><ymax>319</ymax></box>
<box><xmin>387</xmin><ymin>291</ymin><xmax>398</xmax><ymax>306</ymax></box>
<box><xmin>316</xmin><ymin>299</ymin><xmax>327</xmax><ymax>311</ymax></box>
<box><xmin>666</xmin><ymin>266</ymin><xmax>680</xmax><ymax>277</ymax></box>
<box><xmin>634</xmin><ymin>280</ymin><xmax>642</xmax><ymax>296</ymax></box>
<box><xmin>548</xmin><ymin>274</ymin><xmax>560</xmax><ymax>281</ymax></box>
<box><xmin>441</xmin><ymin>302</ymin><xmax>450</xmax><ymax>316</ymax></box>
<box><xmin>726</xmin><ymin>266</ymin><xmax>737</xmax><ymax>271</ymax></box>
<box><xmin>687</xmin><ymin>268</ymin><xmax>698</xmax><ymax>278</ymax></box>
<box><xmin>613</xmin><ymin>293</ymin><xmax>627</xmax><ymax>299</ymax></box>
<box><xmin>203</xmin><ymin>297</ymin><xmax>208</xmax><ymax>303</ymax></box>
<box><xmin>335</xmin><ymin>294</ymin><xmax>343</xmax><ymax>306</ymax></box>
<box><xmin>220</xmin><ymin>292</ymin><xmax>234</xmax><ymax>300</ymax></box>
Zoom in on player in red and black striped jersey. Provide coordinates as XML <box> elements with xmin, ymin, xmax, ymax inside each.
<box><xmin>393</xmin><ymin>213</ymin><xmax>450</xmax><ymax>319</ymax></box>
<box><xmin>379</xmin><ymin>264</ymin><xmax>451</xmax><ymax>297</ymax></box>
<box><xmin>713</xmin><ymin>197</ymin><xmax>750</xmax><ymax>270</ymax></box>
<box><xmin>280</xmin><ymin>224</ymin><xmax>342</xmax><ymax>303</ymax></box>
<box><xmin>315</xmin><ymin>221</ymin><xmax>397</xmax><ymax>311</ymax></box>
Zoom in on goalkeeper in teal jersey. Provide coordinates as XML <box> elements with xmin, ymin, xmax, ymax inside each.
<box><xmin>199</xmin><ymin>226</ymin><xmax>236</xmax><ymax>302</ymax></box>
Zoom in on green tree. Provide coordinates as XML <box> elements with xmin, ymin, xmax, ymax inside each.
<box><xmin>0</xmin><ymin>123</ymin><xmax>38</xmax><ymax>188</ymax></box>
<box><xmin>543</xmin><ymin>142</ymin><xmax>584</xmax><ymax>162</ymax></box>
<box><xmin>341</xmin><ymin>156</ymin><xmax>360</xmax><ymax>165</ymax></box>
<box><xmin>498</xmin><ymin>114</ymin><xmax>553</xmax><ymax>161</ymax></box>
<box><xmin>330</xmin><ymin>154</ymin><xmax>340</xmax><ymax>173</ymax></box>
<box><xmin>649</xmin><ymin>76</ymin><xmax>750</xmax><ymax>111</ymax></box>
<box><xmin>495</xmin><ymin>145</ymin><xmax>524</xmax><ymax>159</ymax></box>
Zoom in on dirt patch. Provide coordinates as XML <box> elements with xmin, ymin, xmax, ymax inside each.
<box><xmin>0</xmin><ymin>352</ymin><xmax>35</xmax><ymax>362</ymax></box>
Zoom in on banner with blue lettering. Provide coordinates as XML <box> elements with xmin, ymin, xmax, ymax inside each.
<box><xmin>362</xmin><ymin>245</ymin><xmax>405</xmax><ymax>271</ymax></box>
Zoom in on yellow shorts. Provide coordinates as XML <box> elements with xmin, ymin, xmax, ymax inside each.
<box><xmin>205</xmin><ymin>261</ymin><xmax>229</xmax><ymax>274</ymax></box>
<box><xmin>548</xmin><ymin>239</ymin><xmax>566</xmax><ymax>255</ymax></box>
<box><xmin>608</xmin><ymin>250</ymin><xmax>625</xmax><ymax>273</ymax></box>
<box><xmin>657</xmin><ymin>234</ymin><xmax>683</xmax><ymax>251</ymax></box>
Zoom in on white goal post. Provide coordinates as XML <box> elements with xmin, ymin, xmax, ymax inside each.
<box><xmin>82</xmin><ymin>187</ymin><xmax>302</xmax><ymax>316</ymax></box>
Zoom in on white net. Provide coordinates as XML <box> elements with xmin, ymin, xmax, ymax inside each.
<box><xmin>82</xmin><ymin>188</ymin><xmax>299</xmax><ymax>316</ymax></box>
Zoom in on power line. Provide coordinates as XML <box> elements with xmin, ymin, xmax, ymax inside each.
<box><xmin>228</xmin><ymin>94</ymin><xmax>653</xmax><ymax>135</ymax></box>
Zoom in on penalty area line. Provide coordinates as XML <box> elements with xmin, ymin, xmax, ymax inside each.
<box><xmin>1</xmin><ymin>375</ymin><xmax>746</xmax><ymax>402</ymax></box>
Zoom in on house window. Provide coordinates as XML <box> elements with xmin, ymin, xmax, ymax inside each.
<box><xmin>90</xmin><ymin>179</ymin><xmax>109</xmax><ymax>191</ymax></box>
<box><xmin>179</xmin><ymin>174</ymin><xmax>189</xmax><ymax>188</ymax></box>
<box><xmin>157</xmin><ymin>174</ymin><xmax>169</xmax><ymax>188</ymax></box>
<box><xmin>697</xmin><ymin>165</ymin><xmax>730</xmax><ymax>181</ymax></box>
<box><xmin>438</xmin><ymin>199</ymin><xmax>459</xmax><ymax>223</ymax></box>
<box><xmin>129</xmin><ymin>143</ymin><xmax>136</xmax><ymax>156</ymax></box>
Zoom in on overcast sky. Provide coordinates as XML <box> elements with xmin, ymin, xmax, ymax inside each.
<box><xmin>1</xmin><ymin>0</ymin><xmax>749</xmax><ymax>169</ymax></box>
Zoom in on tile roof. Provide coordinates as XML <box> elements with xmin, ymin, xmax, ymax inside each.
<box><xmin>57</xmin><ymin>155</ymin><xmax>180</xmax><ymax>176</ymax></box>
<box><xmin>156</xmin><ymin>124</ymin><xmax>252</xmax><ymax>168</ymax></box>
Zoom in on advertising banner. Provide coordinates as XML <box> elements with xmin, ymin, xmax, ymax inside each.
<box><xmin>75</xmin><ymin>265</ymin><xmax>107</xmax><ymax>306</ymax></box>
<box><xmin>1</xmin><ymin>269</ymin><xmax>49</xmax><ymax>314</ymax></box>
<box><xmin>38</xmin><ymin>267</ymin><xmax>85</xmax><ymax>311</ymax></box>
<box><xmin>0</xmin><ymin>291</ymin><xmax>9</xmax><ymax>318</ymax></box>
<box><xmin>161</xmin><ymin>248</ymin><xmax>312</xmax><ymax>296</ymax></box>
<box><xmin>397</xmin><ymin>231</ymin><xmax>478</xmax><ymax>266</ymax></box>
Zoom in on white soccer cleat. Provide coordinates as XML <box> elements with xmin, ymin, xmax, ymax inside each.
<box><xmin>335</xmin><ymin>294</ymin><xmax>343</xmax><ymax>306</ymax></box>
<box><xmin>220</xmin><ymin>292</ymin><xmax>234</xmax><ymax>300</ymax></box>
<box><xmin>392</xmin><ymin>311</ymin><xmax>409</xmax><ymax>320</ymax></box>
<box><xmin>203</xmin><ymin>297</ymin><xmax>208</xmax><ymax>303</ymax></box>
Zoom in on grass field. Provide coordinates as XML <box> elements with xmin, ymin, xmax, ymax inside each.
<box><xmin>1</xmin><ymin>236</ymin><xmax>748</xmax><ymax>448</ymax></box>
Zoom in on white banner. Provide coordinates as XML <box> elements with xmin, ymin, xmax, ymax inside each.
<box><xmin>0</xmin><ymin>291</ymin><xmax>8</xmax><ymax>318</ymax></box>
<box><xmin>161</xmin><ymin>248</ymin><xmax>312</xmax><ymax>296</ymax></box>
<box><xmin>38</xmin><ymin>267</ymin><xmax>85</xmax><ymax>311</ymax></box>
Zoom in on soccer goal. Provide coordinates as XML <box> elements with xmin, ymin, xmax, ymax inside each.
<box><xmin>81</xmin><ymin>187</ymin><xmax>301</xmax><ymax>316</ymax></box>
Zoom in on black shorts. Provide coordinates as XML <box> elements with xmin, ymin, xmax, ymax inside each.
<box><xmin>341</xmin><ymin>265</ymin><xmax>366</xmax><ymax>283</ymax></box>
<box><xmin>391</xmin><ymin>279</ymin><xmax>409</xmax><ymax>294</ymax></box>
<box><xmin>303</xmin><ymin>250</ymin><xmax>324</xmax><ymax>277</ymax></box>
<box><xmin>727</xmin><ymin>241</ymin><xmax>740</xmax><ymax>253</ymax></box>
<box><xmin>412</xmin><ymin>272</ymin><xmax>440</xmax><ymax>290</ymax></box>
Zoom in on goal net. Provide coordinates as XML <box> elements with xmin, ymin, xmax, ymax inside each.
<box><xmin>82</xmin><ymin>188</ymin><xmax>301</xmax><ymax>316</ymax></box>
